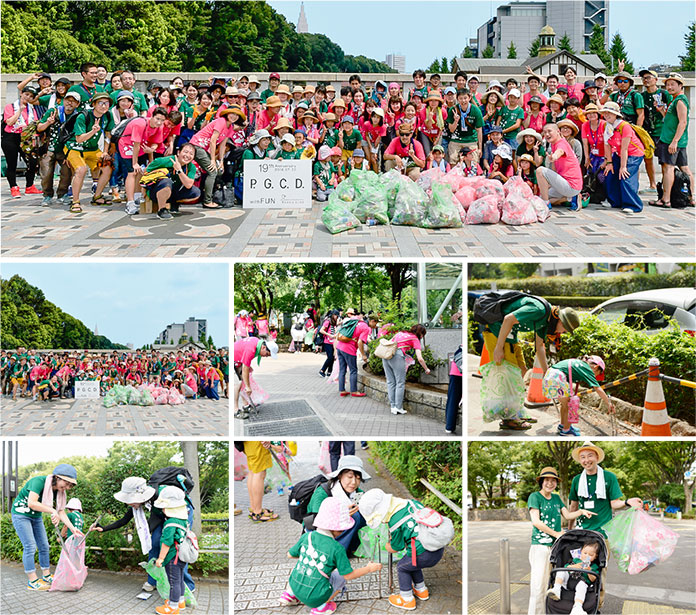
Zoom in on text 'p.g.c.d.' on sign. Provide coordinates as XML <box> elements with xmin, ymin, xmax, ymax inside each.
<box><xmin>243</xmin><ymin>159</ymin><xmax>312</xmax><ymax>209</ymax></box>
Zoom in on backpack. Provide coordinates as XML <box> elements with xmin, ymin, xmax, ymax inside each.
<box><xmin>627</xmin><ymin>122</ymin><xmax>655</xmax><ymax>159</ymax></box>
<box><xmin>336</xmin><ymin>318</ymin><xmax>360</xmax><ymax>343</ymax></box>
<box><xmin>148</xmin><ymin>466</ymin><xmax>195</xmax><ymax>495</ymax></box>
<box><xmin>657</xmin><ymin>168</ymin><xmax>693</xmax><ymax>209</ymax></box>
<box><xmin>453</xmin><ymin>346</ymin><xmax>463</xmax><ymax>371</ymax></box>
<box><xmin>288</xmin><ymin>474</ymin><xmax>329</xmax><ymax>524</ymax></box>
<box><xmin>55</xmin><ymin>110</ymin><xmax>84</xmax><ymax>153</ymax></box>
<box><xmin>374</xmin><ymin>337</ymin><xmax>398</xmax><ymax>360</ymax></box>
<box><xmin>582</xmin><ymin>170</ymin><xmax>606</xmax><ymax>204</ymax></box>
<box><xmin>390</xmin><ymin>502</ymin><xmax>455</xmax><ymax>563</ymax></box>
<box><xmin>164</xmin><ymin>520</ymin><xmax>199</xmax><ymax>564</ymax></box>
<box><xmin>473</xmin><ymin>291</ymin><xmax>551</xmax><ymax>325</ymax></box>
<box><xmin>110</xmin><ymin>116</ymin><xmax>140</xmax><ymax>146</ymax></box>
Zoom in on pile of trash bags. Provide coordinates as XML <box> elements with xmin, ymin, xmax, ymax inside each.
<box><xmin>103</xmin><ymin>384</ymin><xmax>186</xmax><ymax>407</ymax></box>
<box><xmin>321</xmin><ymin>167</ymin><xmax>549</xmax><ymax>234</ymax></box>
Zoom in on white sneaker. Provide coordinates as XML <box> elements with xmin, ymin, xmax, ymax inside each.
<box><xmin>569</xmin><ymin>603</ymin><xmax>587</xmax><ymax>615</ymax></box>
<box><xmin>391</xmin><ymin>407</ymin><xmax>407</xmax><ymax>415</ymax></box>
<box><xmin>125</xmin><ymin>202</ymin><xmax>139</xmax><ymax>215</ymax></box>
<box><xmin>621</xmin><ymin>208</ymin><xmax>635</xmax><ymax>214</ymax></box>
<box><xmin>546</xmin><ymin>587</ymin><xmax>561</xmax><ymax>601</ymax></box>
<box><xmin>142</xmin><ymin>582</ymin><xmax>155</xmax><ymax>592</ymax></box>
<box><xmin>599</xmin><ymin>201</ymin><xmax>612</xmax><ymax>208</ymax></box>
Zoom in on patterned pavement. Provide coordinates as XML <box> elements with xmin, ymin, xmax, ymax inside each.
<box><xmin>0</xmin><ymin>395</ymin><xmax>228</xmax><ymax>436</ymax></box>
<box><xmin>2</xmin><ymin>186</ymin><xmax>694</xmax><ymax>258</ymax></box>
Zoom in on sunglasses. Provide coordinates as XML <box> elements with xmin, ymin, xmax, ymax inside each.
<box><xmin>616</xmin><ymin>79</ymin><xmax>629</xmax><ymax>84</ymax></box>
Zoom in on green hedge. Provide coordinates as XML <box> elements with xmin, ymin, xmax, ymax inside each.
<box><xmin>370</xmin><ymin>442</ymin><xmax>462</xmax><ymax>551</ymax></box>
<box><xmin>366</xmin><ymin>335</ymin><xmax>445</xmax><ymax>381</ymax></box>
<box><xmin>542</xmin><ymin>296</ymin><xmax>608</xmax><ymax>308</ymax></box>
<box><xmin>468</xmin><ymin>270</ymin><xmax>694</xmax><ymax>298</ymax></box>
<box><xmin>0</xmin><ymin>513</ymin><xmax>228</xmax><ymax>577</ymax></box>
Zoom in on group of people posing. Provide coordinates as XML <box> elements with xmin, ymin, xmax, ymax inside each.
<box><xmin>3</xmin><ymin>64</ymin><xmax>691</xmax><ymax>216</ymax></box>
<box><xmin>1</xmin><ymin>347</ymin><xmax>229</xmax><ymax>401</ymax></box>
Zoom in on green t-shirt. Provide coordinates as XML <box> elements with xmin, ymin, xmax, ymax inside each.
<box><xmin>160</xmin><ymin>518</ymin><xmax>187</xmax><ymax>566</ymax></box>
<box><xmin>110</xmin><ymin>89</ymin><xmax>148</xmax><ymax>115</ymax></box>
<box><xmin>527</xmin><ymin>491</ymin><xmax>564</xmax><ymax>546</ymax></box>
<box><xmin>288</xmin><ymin>530</ymin><xmax>353</xmax><ymax>608</ymax></box>
<box><xmin>659</xmin><ymin>93</ymin><xmax>689</xmax><ymax>148</ymax></box>
<box><xmin>569</xmin><ymin>469</ymin><xmax>623</xmax><ymax>538</ymax></box>
<box><xmin>313</xmin><ymin>161</ymin><xmax>337</xmax><ymax>187</ymax></box>
<box><xmin>551</xmin><ymin>359</ymin><xmax>600</xmax><ymax>388</ymax></box>
<box><xmin>66</xmin><ymin>510</ymin><xmax>84</xmax><ymax>539</ymax></box>
<box><xmin>487</xmin><ymin>296</ymin><xmax>550</xmax><ymax>343</ymax></box>
<box><xmin>566</xmin><ymin>556</ymin><xmax>600</xmax><ymax>585</ymax></box>
<box><xmin>340</xmin><ymin>128</ymin><xmax>363</xmax><ymax>151</ymax></box>
<box><xmin>516</xmin><ymin>143</ymin><xmax>546</xmax><ymax>159</ymax></box>
<box><xmin>324</xmin><ymin>127</ymin><xmax>339</xmax><ymax>148</ymax></box>
<box><xmin>12</xmin><ymin>476</ymin><xmax>47</xmax><ymax>518</ymax></box>
<box><xmin>66</xmin><ymin>110</ymin><xmax>114</xmax><ymax>152</ymax></box>
<box><xmin>11</xmin><ymin>362</ymin><xmax>28</xmax><ymax>378</ymax></box>
<box><xmin>40</xmin><ymin>106</ymin><xmax>77</xmax><ymax>153</ymax></box>
<box><xmin>145</xmin><ymin>156</ymin><xmax>196</xmax><ymax>188</ymax></box>
<box><xmin>67</xmin><ymin>83</ymin><xmax>107</xmax><ymax>109</ymax></box>
<box><xmin>641</xmin><ymin>88</ymin><xmax>672</xmax><ymax>138</ymax></box>
<box><xmin>260</xmin><ymin>88</ymin><xmax>276</xmax><ymax>103</ymax></box>
<box><xmin>278</xmin><ymin>148</ymin><xmax>301</xmax><ymax>160</ymax></box>
<box><xmin>499</xmin><ymin>105</ymin><xmax>525</xmax><ymax>141</ymax></box>
<box><xmin>387</xmin><ymin>500</ymin><xmax>426</xmax><ymax>555</ymax></box>
<box><xmin>447</xmin><ymin>103</ymin><xmax>484</xmax><ymax>143</ymax></box>
<box><xmin>609</xmin><ymin>89</ymin><xmax>644</xmax><ymax>124</ymax></box>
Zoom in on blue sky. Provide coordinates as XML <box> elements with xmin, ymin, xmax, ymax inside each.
<box><xmin>1</xmin><ymin>263</ymin><xmax>229</xmax><ymax>348</ymax></box>
<box><xmin>268</xmin><ymin>0</ymin><xmax>693</xmax><ymax>72</ymax></box>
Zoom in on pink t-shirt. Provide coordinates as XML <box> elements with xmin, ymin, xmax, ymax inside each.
<box><xmin>189</xmin><ymin>117</ymin><xmax>233</xmax><ymax>151</ymax></box>
<box><xmin>525</xmin><ymin>111</ymin><xmax>546</xmax><ymax>133</ymax></box>
<box><xmin>3</xmin><ymin>103</ymin><xmax>39</xmax><ymax>134</ymax></box>
<box><xmin>360</xmin><ymin>121</ymin><xmax>386</xmax><ymax>143</ymax></box>
<box><xmin>605</xmin><ymin>121</ymin><xmax>645</xmax><ymax>157</ymax></box>
<box><xmin>417</xmin><ymin>107</ymin><xmax>447</xmax><ymax>139</ymax></box>
<box><xmin>118</xmin><ymin>117</ymin><xmax>164</xmax><ymax>158</ymax></box>
<box><xmin>392</xmin><ymin>331</ymin><xmax>421</xmax><ymax>351</ymax></box>
<box><xmin>156</xmin><ymin>121</ymin><xmax>182</xmax><ymax>154</ymax></box>
<box><xmin>564</xmin><ymin>83</ymin><xmax>584</xmax><ymax>101</ymax></box>
<box><xmin>185</xmin><ymin>373</ymin><xmax>197</xmax><ymax>393</ymax></box>
<box><xmin>256</xmin><ymin>109</ymin><xmax>280</xmax><ymax>132</ymax></box>
<box><xmin>551</xmin><ymin>138</ymin><xmax>583</xmax><ymax>191</ymax></box>
<box><xmin>234</xmin><ymin>337</ymin><xmax>260</xmax><ymax>367</ymax></box>
<box><xmin>336</xmin><ymin>321</ymin><xmax>371</xmax><ymax>356</ymax></box>
<box><xmin>523</xmin><ymin>92</ymin><xmax>547</xmax><ymax>111</ymax></box>
<box><xmin>450</xmin><ymin>360</ymin><xmax>462</xmax><ymax>377</ymax></box>
<box><xmin>581</xmin><ymin>120</ymin><xmax>606</xmax><ymax>157</ymax></box>
<box><xmin>384</xmin><ymin>137</ymin><xmax>426</xmax><ymax>160</ymax></box>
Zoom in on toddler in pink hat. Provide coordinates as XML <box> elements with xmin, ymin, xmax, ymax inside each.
<box><xmin>279</xmin><ymin>497</ymin><xmax>381</xmax><ymax>615</ymax></box>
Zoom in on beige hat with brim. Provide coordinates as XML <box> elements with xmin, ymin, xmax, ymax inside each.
<box><xmin>557</xmin><ymin>119</ymin><xmax>579</xmax><ymax>137</ymax></box>
<box><xmin>480</xmin><ymin>90</ymin><xmax>503</xmax><ymax>106</ymax></box>
<box><xmin>663</xmin><ymin>72</ymin><xmax>685</xmax><ymax>86</ymax></box>
<box><xmin>164</xmin><ymin>505</ymin><xmax>189</xmax><ymax>520</ymax></box>
<box><xmin>516</xmin><ymin>128</ymin><xmax>542</xmax><ymax>144</ymax></box>
<box><xmin>572</xmin><ymin>441</ymin><xmax>605</xmax><ymax>464</ymax></box>
<box><xmin>599</xmin><ymin>101</ymin><xmax>622</xmax><ymax>116</ymax></box>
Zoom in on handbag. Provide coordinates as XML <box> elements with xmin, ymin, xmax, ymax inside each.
<box><xmin>567</xmin><ymin>360</ymin><xmax>580</xmax><ymax>424</ymax></box>
<box><xmin>374</xmin><ymin>337</ymin><xmax>398</xmax><ymax>360</ymax></box>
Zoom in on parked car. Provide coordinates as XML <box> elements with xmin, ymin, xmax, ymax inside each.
<box><xmin>590</xmin><ymin>288</ymin><xmax>696</xmax><ymax>336</ymax></box>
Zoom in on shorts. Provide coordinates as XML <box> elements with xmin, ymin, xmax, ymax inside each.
<box><xmin>537</xmin><ymin>166</ymin><xmax>582</xmax><ymax>199</ymax></box>
<box><xmin>118</xmin><ymin>152</ymin><xmax>150</xmax><ymax>174</ymax></box>
<box><xmin>656</xmin><ymin>141</ymin><xmax>689</xmax><ymax>167</ymax></box>
<box><xmin>243</xmin><ymin>441</ymin><xmax>272</xmax><ymax>474</ymax></box>
<box><xmin>542</xmin><ymin>368</ymin><xmax>571</xmax><ymax>399</ymax></box>
<box><xmin>65</xmin><ymin>148</ymin><xmax>102</xmax><ymax>173</ymax></box>
<box><xmin>11</xmin><ymin>377</ymin><xmax>25</xmax><ymax>386</ymax></box>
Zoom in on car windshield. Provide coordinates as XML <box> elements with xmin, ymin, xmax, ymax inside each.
<box><xmin>595</xmin><ymin>300</ymin><xmax>677</xmax><ymax>330</ymax></box>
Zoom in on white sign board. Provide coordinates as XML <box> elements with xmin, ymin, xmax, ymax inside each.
<box><xmin>243</xmin><ymin>159</ymin><xmax>312</xmax><ymax>209</ymax></box>
<box><xmin>75</xmin><ymin>381</ymin><xmax>100</xmax><ymax>399</ymax></box>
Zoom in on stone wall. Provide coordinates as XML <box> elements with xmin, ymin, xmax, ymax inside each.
<box><xmin>468</xmin><ymin>508</ymin><xmax>530</xmax><ymax>522</ymax></box>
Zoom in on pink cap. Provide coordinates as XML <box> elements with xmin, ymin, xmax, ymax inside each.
<box><xmin>389</xmin><ymin>82</ymin><xmax>400</xmax><ymax>90</ymax></box>
<box><xmin>586</xmin><ymin>355</ymin><xmax>605</xmax><ymax>380</ymax></box>
<box><xmin>313</xmin><ymin>497</ymin><xmax>355</xmax><ymax>532</ymax></box>
<box><xmin>330</xmin><ymin>146</ymin><xmax>342</xmax><ymax>157</ymax></box>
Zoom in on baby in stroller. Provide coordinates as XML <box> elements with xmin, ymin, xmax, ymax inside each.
<box><xmin>545</xmin><ymin>529</ymin><xmax>607</xmax><ymax>615</ymax></box>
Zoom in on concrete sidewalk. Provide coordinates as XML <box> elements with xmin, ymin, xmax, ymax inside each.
<box><xmin>1</xmin><ymin>394</ymin><xmax>228</xmax><ymax>437</ymax></box>
<box><xmin>0</xmin><ymin>560</ymin><xmax>228</xmax><ymax>614</ymax></box>
<box><xmin>233</xmin><ymin>352</ymin><xmax>450</xmax><ymax>437</ymax></box>
<box><xmin>234</xmin><ymin>442</ymin><xmax>463</xmax><ymax>614</ymax></box>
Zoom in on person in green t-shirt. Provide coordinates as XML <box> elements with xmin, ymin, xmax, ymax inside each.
<box><xmin>608</xmin><ymin>72</ymin><xmax>644</xmax><ymax>125</ymax></box>
<box><xmin>280</xmin><ymin>497</ymin><xmax>381</xmax><ymax>612</ymax></box>
<box><xmin>337</xmin><ymin>116</ymin><xmax>363</xmax><ymax>161</ymax></box>
<box><xmin>568</xmin><ymin>441</ymin><xmax>643</xmax><ymax>609</ymax></box>
<box><xmin>67</xmin><ymin>62</ymin><xmax>107</xmax><ymax>111</ymax></box>
<box><xmin>11</xmin><ymin>464</ymin><xmax>81</xmax><ymax>591</ymax></box>
<box><xmin>500</xmin><ymin>89</ymin><xmax>525</xmax><ymax>148</ymax></box>
<box><xmin>109</xmin><ymin>71</ymin><xmax>148</xmax><ymax>116</ymax></box>
<box><xmin>527</xmin><ymin>467</ymin><xmax>596</xmax><ymax>615</ymax></box>
<box><xmin>62</xmin><ymin>498</ymin><xmax>84</xmax><ymax>539</ymax></box>
<box><xmin>446</xmin><ymin>88</ymin><xmax>484</xmax><ymax>164</ymax></box>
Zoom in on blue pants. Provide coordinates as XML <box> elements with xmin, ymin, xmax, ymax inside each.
<box><xmin>234</xmin><ymin>176</ymin><xmax>244</xmax><ymax>202</ymax></box>
<box><xmin>397</xmin><ymin>547</ymin><xmax>445</xmax><ymax>592</ymax></box>
<box><xmin>337</xmin><ymin>349</ymin><xmax>358</xmax><ymax>393</ymax></box>
<box><xmin>605</xmin><ymin>154</ymin><xmax>644</xmax><ymax>212</ymax></box>
<box><xmin>149</xmin><ymin>177</ymin><xmax>201</xmax><ymax>206</ymax></box>
<box><xmin>12</xmin><ymin>512</ymin><xmax>50</xmax><ymax>574</ymax></box>
<box><xmin>148</xmin><ymin>504</ymin><xmax>196</xmax><ymax>591</ymax></box>
<box><xmin>382</xmin><ymin>349</ymin><xmax>407</xmax><ymax>410</ymax></box>
<box><xmin>165</xmin><ymin>558</ymin><xmax>186</xmax><ymax>603</ymax></box>
<box><xmin>329</xmin><ymin>441</ymin><xmax>356</xmax><ymax>471</ymax></box>
<box><xmin>202</xmin><ymin>380</ymin><xmax>219</xmax><ymax>400</ymax></box>
<box><xmin>445</xmin><ymin>374</ymin><xmax>462</xmax><ymax>432</ymax></box>
<box><xmin>320</xmin><ymin>343</ymin><xmax>335</xmax><ymax>375</ymax></box>
<box><xmin>335</xmin><ymin>510</ymin><xmax>365</xmax><ymax>554</ymax></box>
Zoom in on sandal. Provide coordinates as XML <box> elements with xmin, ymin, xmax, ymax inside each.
<box><xmin>499</xmin><ymin>420</ymin><xmax>532</xmax><ymax>431</ymax></box>
<box><xmin>261</xmin><ymin>508</ymin><xmax>278</xmax><ymax>518</ymax></box>
<box><xmin>69</xmin><ymin>202</ymin><xmax>83</xmax><ymax>213</ymax></box>
<box><xmin>202</xmin><ymin>203</ymin><xmax>220</xmax><ymax>209</ymax></box>
<box><xmin>234</xmin><ymin>408</ymin><xmax>249</xmax><ymax>419</ymax></box>
<box><xmin>518</xmin><ymin>416</ymin><xmax>538</xmax><ymax>423</ymax></box>
<box><xmin>248</xmin><ymin>510</ymin><xmax>279</xmax><ymax>523</ymax></box>
<box><xmin>648</xmin><ymin>199</ymin><xmax>671</xmax><ymax>208</ymax></box>
<box><xmin>90</xmin><ymin>195</ymin><xmax>110</xmax><ymax>206</ymax></box>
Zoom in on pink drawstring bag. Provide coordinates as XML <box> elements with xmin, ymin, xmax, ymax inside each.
<box><xmin>50</xmin><ymin>535</ymin><xmax>88</xmax><ymax>592</ymax></box>
<box><xmin>318</xmin><ymin>441</ymin><xmax>332</xmax><ymax>475</ymax></box>
<box><xmin>234</xmin><ymin>447</ymin><xmax>249</xmax><ymax>481</ymax></box>
<box><xmin>240</xmin><ymin>375</ymin><xmax>269</xmax><ymax>406</ymax></box>
<box><xmin>567</xmin><ymin>360</ymin><xmax>580</xmax><ymax>424</ymax></box>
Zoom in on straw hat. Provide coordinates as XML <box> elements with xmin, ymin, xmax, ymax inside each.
<box><xmin>518</xmin><ymin>153</ymin><xmax>536</xmax><ymax>165</ymax></box>
<box><xmin>265</xmin><ymin>95</ymin><xmax>282</xmax><ymax>108</ymax></box>
<box><xmin>599</xmin><ymin>101</ymin><xmax>622</xmax><ymax>116</ymax></box>
<box><xmin>547</xmin><ymin>94</ymin><xmax>564</xmax><ymax>108</ymax></box>
<box><xmin>247</xmin><ymin>74</ymin><xmax>261</xmax><ymax>85</ymax></box>
<box><xmin>480</xmin><ymin>90</ymin><xmax>502</xmax><ymax>106</ymax></box>
<box><xmin>301</xmin><ymin>110</ymin><xmax>320</xmax><ymax>123</ymax></box>
<box><xmin>323</xmin><ymin>112</ymin><xmax>337</xmax><ymax>122</ymax></box>
<box><xmin>304</xmin><ymin>84</ymin><xmax>316</xmax><ymax>94</ymax></box>
<box><xmin>557</xmin><ymin>119</ymin><xmax>579</xmax><ymax>137</ymax></box>
<box><xmin>584</xmin><ymin>103</ymin><xmax>600</xmax><ymax>115</ymax></box>
<box><xmin>225</xmin><ymin>86</ymin><xmax>239</xmax><ymax>96</ymax></box>
<box><xmin>663</xmin><ymin>72</ymin><xmax>685</xmax><ymax>86</ymax></box>
<box><xmin>537</xmin><ymin>467</ymin><xmax>560</xmax><ymax>482</ymax></box>
<box><xmin>271</xmin><ymin>117</ymin><xmax>292</xmax><ymax>133</ymax></box>
<box><xmin>220</xmin><ymin>106</ymin><xmax>247</xmax><ymax>122</ymax></box>
<box><xmin>114</xmin><ymin>477</ymin><xmax>155</xmax><ymax>504</ymax></box>
<box><xmin>516</xmin><ymin>128</ymin><xmax>542</xmax><ymax>144</ymax></box>
<box><xmin>276</xmin><ymin>84</ymin><xmax>291</xmax><ymax>95</ymax></box>
<box><xmin>424</xmin><ymin>91</ymin><xmax>443</xmax><ymax>104</ymax></box>
<box><xmin>292</xmin><ymin>85</ymin><xmax>304</xmax><ymax>95</ymax></box>
<box><xmin>313</xmin><ymin>497</ymin><xmax>355</xmax><ymax>532</ymax></box>
<box><xmin>332</xmin><ymin>99</ymin><xmax>346</xmax><ymax>109</ymax></box>
<box><xmin>572</xmin><ymin>441</ymin><xmax>605</xmax><ymax>464</ymax></box>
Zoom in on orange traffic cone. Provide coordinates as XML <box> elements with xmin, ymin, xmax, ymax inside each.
<box><xmin>477</xmin><ymin>343</ymin><xmax>491</xmax><ymax>376</ymax></box>
<box><xmin>641</xmin><ymin>357</ymin><xmax>672</xmax><ymax>436</ymax></box>
<box><xmin>525</xmin><ymin>355</ymin><xmax>549</xmax><ymax>407</ymax></box>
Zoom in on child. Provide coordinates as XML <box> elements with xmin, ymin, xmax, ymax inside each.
<box><xmin>337</xmin><ymin>116</ymin><xmax>362</xmax><ymax>162</ymax></box>
<box><xmin>546</xmin><ymin>540</ymin><xmax>601</xmax><ymax>615</ymax></box>
<box><xmin>154</xmin><ymin>486</ymin><xmax>190</xmax><ymax>615</ymax></box>
<box><xmin>360</xmin><ymin>488</ymin><xmax>446</xmax><ymax>611</ymax></box>
<box><xmin>182</xmin><ymin>366</ymin><xmax>198</xmax><ymax>398</ymax></box>
<box><xmin>348</xmin><ymin>148</ymin><xmax>369</xmax><ymax>174</ymax></box>
<box><xmin>300</xmin><ymin>111</ymin><xmax>322</xmax><ymax>147</ymax></box>
<box><xmin>329</xmin><ymin>147</ymin><xmax>345</xmax><ymax>183</ymax></box>
<box><xmin>487</xmin><ymin>147</ymin><xmax>514</xmax><ymax>183</ymax></box>
<box><xmin>500</xmin><ymin>88</ymin><xmax>525</xmax><ymax>150</ymax></box>
<box><xmin>542</xmin><ymin>355</ymin><xmax>613</xmax><ymax>437</ymax></box>
<box><xmin>277</xmin><ymin>133</ymin><xmax>300</xmax><ymax>160</ymax></box>
<box><xmin>361</xmin><ymin>107</ymin><xmax>386</xmax><ymax>173</ymax></box>
<box><xmin>322</xmin><ymin>113</ymin><xmax>339</xmax><ymax>148</ymax></box>
<box><xmin>313</xmin><ymin>145</ymin><xmax>338</xmax><ymax>202</ymax></box>
<box><xmin>279</xmin><ymin>497</ymin><xmax>381</xmax><ymax>615</ymax></box>
<box><xmin>428</xmin><ymin>144</ymin><xmax>450</xmax><ymax>173</ymax></box>
<box><xmin>517</xmin><ymin>153</ymin><xmax>538</xmax><ymax>195</ymax></box>
<box><xmin>62</xmin><ymin>498</ymin><xmax>84</xmax><ymax>539</ymax></box>
<box><xmin>524</xmin><ymin>96</ymin><xmax>546</xmax><ymax>133</ymax></box>
<box><xmin>458</xmin><ymin>145</ymin><xmax>483</xmax><ymax>177</ymax></box>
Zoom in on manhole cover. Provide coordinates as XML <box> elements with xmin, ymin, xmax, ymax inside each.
<box><xmin>246</xmin><ymin>417</ymin><xmax>331</xmax><ymax>436</ymax></box>
<box><xmin>245</xmin><ymin>400</ymin><xmax>315</xmax><ymax>422</ymax></box>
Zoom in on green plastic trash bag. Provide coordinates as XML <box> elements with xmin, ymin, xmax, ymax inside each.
<box><xmin>140</xmin><ymin>559</ymin><xmax>197</xmax><ymax>606</ymax></box>
<box><xmin>479</xmin><ymin>361</ymin><xmax>526</xmax><ymax>422</ymax></box>
<box><xmin>138</xmin><ymin>388</ymin><xmax>154</xmax><ymax>406</ymax></box>
<box><xmin>350</xmin><ymin>169</ymin><xmax>380</xmax><ymax>198</ymax></box>
<box><xmin>103</xmin><ymin>388</ymin><xmax>118</xmax><ymax>408</ymax></box>
<box><xmin>353</xmin><ymin>524</ymin><xmax>408</xmax><ymax>561</ymax></box>
<box><xmin>382</xmin><ymin>169</ymin><xmax>410</xmax><ymax>215</ymax></box>
<box><xmin>423</xmin><ymin>182</ymin><xmax>463</xmax><ymax>228</ymax></box>
<box><xmin>353</xmin><ymin>183</ymin><xmax>390</xmax><ymax>225</ymax></box>
<box><xmin>335</xmin><ymin>177</ymin><xmax>356</xmax><ymax>202</ymax></box>
<box><xmin>391</xmin><ymin>180</ymin><xmax>429</xmax><ymax>226</ymax></box>
<box><xmin>322</xmin><ymin>202</ymin><xmax>361</xmax><ymax>234</ymax></box>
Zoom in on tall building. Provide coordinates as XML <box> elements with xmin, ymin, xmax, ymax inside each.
<box><xmin>477</xmin><ymin>0</ymin><xmax>608</xmax><ymax>58</ymax></box>
<box><xmin>155</xmin><ymin>317</ymin><xmax>207</xmax><ymax>346</ymax></box>
<box><xmin>297</xmin><ymin>2</ymin><xmax>308</xmax><ymax>33</ymax></box>
<box><xmin>385</xmin><ymin>53</ymin><xmax>406</xmax><ymax>73</ymax></box>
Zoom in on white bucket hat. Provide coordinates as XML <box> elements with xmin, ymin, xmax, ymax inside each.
<box><xmin>326</xmin><ymin>455</ymin><xmax>371</xmax><ymax>481</ymax></box>
<box><xmin>358</xmin><ymin>488</ymin><xmax>392</xmax><ymax>529</ymax></box>
<box><xmin>154</xmin><ymin>485</ymin><xmax>188</xmax><ymax>520</ymax></box>
<box><xmin>66</xmin><ymin>498</ymin><xmax>82</xmax><ymax>511</ymax></box>
<box><xmin>114</xmin><ymin>477</ymin><xmax>156</xmax><ymax>504</ymax></box>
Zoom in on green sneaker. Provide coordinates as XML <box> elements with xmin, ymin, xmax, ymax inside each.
<box><xmin>27</xmin><ymin>578</ymin><xmax>50</xmax><ymax>591</ymax></box>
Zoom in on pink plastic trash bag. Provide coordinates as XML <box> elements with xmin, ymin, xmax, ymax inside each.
<box><xmin>529</xmin><ymin>195</ymin><xmax>550</xmax><ymax>222</ymax></box>
<box><xmin>240</xmin><ymin>375</ymin><xmax>269</xmax><ymax>406</ymax></box>
<box><xmin>50</xmin><ymin>535</ymin><xmax>88</xmax><ymax>592</ymax></box>
<box><xmin>454</xmin><ymin>186</ymin><xmax>477</xmax><ymax>210</ymax></box>
<box><xmin>501</xmin><ymin>194</ymin><xmax>537</xmax><ymax>225</ymax></box>
<box><xmin>475</xmin><ymin>180</ymin><xmax>505</xmax><ymax>205</ymax></box>
<box><xmin>417</xmin><ymin>167</ymin><xmax>444</xmax><ymax>192</ymax></box>
<box><xmin>234</xmin><ymin>447</ymin><xmax>249</xmax><ymax>481</ymax></box>
<box><xmin>503</xmin><ymin>175</ymin><xmax>533</xmax><ymax>199</ymax></box>
<box><xmin>466</xmin><ymin>195</ymin><xmax>501</xmax><ymax>224</ymax></box>
<box><xmin>167</xmin><ymin>388</ymin><xmax>186</xmax><ymax>405</ymax></box>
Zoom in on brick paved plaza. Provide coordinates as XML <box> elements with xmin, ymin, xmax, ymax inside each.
<box><xmin>1</xmin><ymin>395</ymin><xmax>228</xmax><ymax>436</ymax></box>
<box><xmin>234</xmin><ymin>443</ymin><xmax>462</xmax><ymax>615</ymax></box>
<box><xmin>2</xmin><ymin>186</ymin><xmax>694</xmax><ymax>258</ymax></box>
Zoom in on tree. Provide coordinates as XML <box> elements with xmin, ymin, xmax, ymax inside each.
<box><xmin>440</xmin><ymin>56</ymin><xmax>449</xmax><ymax>73</ymax></box>
<box><xmin>507</xmin><ymin>42</ymin><xmax>517</xmax><ymax>59</ymax></box>
<box><xmin>182</xmin><ymin>441</ymin><xmax>202</xmax><ymax>535</ymax></box>
<box><xmin>469</xmin><ymin>264</ymin><xmax>502</xmax><ymax>279</ymax></box>
<box><xmin>468</xmin><ymin>442</ymin><xmax>525</xmax><ymax>508</ymax></box>
<box><xmin>680</xmin><ymin>22</ymin><xmax>695</xmax><ymax>71</ymax></box>
<box><xmin>500</xmin><ymin>263</ymin><xmax>540</xmax><ymax>279</ymax></box>
<box><xmin>207</xmin><ymin>334</ymin><xmax>214</xmax><ymax>349</ymax></box>
<box><xmin>463</xmin><ymin>47</ymin><xmax>474</xmax><ymax>59</ymax></box>
<box><xmin>608</xmin><ymin>32</ymin><xmax>634</xmax><ymax>74</ymax></box>
<box><xmin>557</xmin><ymin>33</ymin><xmax>574</xmax><ymax>54</ymax></box>
<box><xmin>450</xmin><ymin>56</ymin><xmax>458</xmax><ymax>72</ymax></box>
<box><xmin>482</xmin><ymin>45</ymin><xmax>495</xmax><ymax>59</ymax></box>
<box><xmin>382</xmin><ymin>264</ymin><xmax>414</xmax><ymax>310</ymax></box>
<box><xmin>427</xmin><ymin>57</ymin><xmax>441</xmax><ymax>73</ymax></box>
<box><xmin>588</xmin><ymin>23</ymin><xmax>610</xmax><ymax>69</ymax></box>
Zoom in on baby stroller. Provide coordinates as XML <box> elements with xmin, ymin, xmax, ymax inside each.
<box><xmin>546</xmin><ymin>529</ymin><xmax>608</xmax><ymax>615</ymax></box>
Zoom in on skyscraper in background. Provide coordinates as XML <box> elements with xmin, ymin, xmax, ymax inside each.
<box><xmin>386</xmin><ymin>53</ymin><xmax>406</xmax><ymax>72</ymax></box>
<box><xmin>297</xmin><ymin>2</ymin><xmax>308</xmax><ymax>33</ymax></box>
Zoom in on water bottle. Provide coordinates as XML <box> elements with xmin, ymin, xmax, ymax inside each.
<box><xmin>366</xmin><ymin>216</ymin><xmax>376</xmax><ymax>226</ymax></box>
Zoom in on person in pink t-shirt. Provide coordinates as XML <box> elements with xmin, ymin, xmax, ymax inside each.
<box><xmin>335</xmin><ymin>311</ymin><xmax>375</xmax><ymax>397</ymax></box>
<box><xmin>536</xmin><ymin>123</ymin><xmax>583</xmax><ymax>209</ymax></box>
<box><xmin>380</xmin><ymin>324</ymin><xmax>431</xmax><ymax>415</ymax></box>
<box><xmin>233</xmin><ymin>336</ymin><xmax>278</xmax><ymax>413</ymax></box>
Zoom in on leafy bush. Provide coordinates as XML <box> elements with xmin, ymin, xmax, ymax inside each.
<box><xmin>370</xmin><ymin>442</ymin><xmax>462</xmax><ymax>550</ymax></box>
<box><xmin>655</xmin><ymin>483</ymin><xmax>686</xmax><ymax>508</ymax></box>
<box><xmin>366</xmin><ymin>335</ymin><xmax>445</xmax><ymax>381</ymax></box>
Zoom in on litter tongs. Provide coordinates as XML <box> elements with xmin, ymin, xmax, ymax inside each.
<box><xmin>52</xmin><ymin>514</ymin><xmax>103</xmax><ymax>548</ymax></box>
